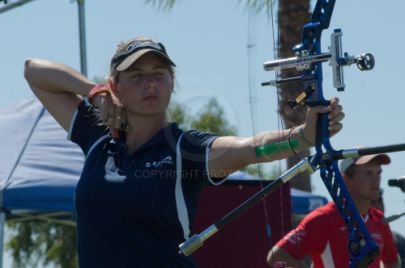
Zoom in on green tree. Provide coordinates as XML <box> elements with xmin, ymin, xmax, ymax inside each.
<box><xmin>168</xmin><ymin>98</ymin><xmax>237</xmax><ymax>136</ymax></box>
<box><xmin>190</xmin><ymin>98</ymin><xmax>237</xmax><ymax>136</ymax></box>
<box><xmin>167</xmin><ymin>101</ymin><xmax>191</xmax><ymax>130</ymax></box>
<box><xmin>7</xmin><ymin>221</ymin><xmax>77</xmax><ymax>268</ymax></box>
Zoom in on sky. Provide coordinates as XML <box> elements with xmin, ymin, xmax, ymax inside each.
<box><xmin>1</xmin><ymin>0</ymin><xmax>405</xmax><ymax>265</ymax></box>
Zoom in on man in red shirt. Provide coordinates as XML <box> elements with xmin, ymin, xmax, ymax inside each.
<box><xmin>267</xmin><ymin>152</ymin><xmax>401</xmax><ymax>268</ymax></box>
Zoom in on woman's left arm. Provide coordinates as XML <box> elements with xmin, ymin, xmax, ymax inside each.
<box><xmin>208</xmin><ymin>97</ymin><xmax>344</xmax><ymax>177</ymax></box>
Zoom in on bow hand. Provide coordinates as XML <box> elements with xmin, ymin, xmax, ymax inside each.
<box><xmin>302</xmin><ymin>97</ymin><xmax>344</xmax><ymax>145</ymax></box>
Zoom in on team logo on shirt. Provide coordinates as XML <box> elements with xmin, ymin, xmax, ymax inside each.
<box><xmin>145</xmin><ymin>155</ymin><xmax>173</xmax><ymax>168</ymax></box>
<box><xmin>286</xmin><ymin>229</ymin><xmax>306</xmax><ymax>245</ymax></box>
<box><xmin>104</xmin><ymin>156</ymin><xmax>127</xmax><ymax>182</ymax></box>
<box><xmin>371</xmin><ymin>233</ymin><xmax>381</xmax><ymax>241</ymax></box>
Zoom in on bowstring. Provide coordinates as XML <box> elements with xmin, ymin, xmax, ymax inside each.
<box><xmin>247</xmin><ymin>0</ymin><xmax>289</xmax><ymax>258</ymax></box>
<box><xmin>246</xmin><ymin>4</ymin><xmax>272</xmax><ymax>245</ymax></box>
<box><xmin>269</xmin><ymin>0</ymin><xmax>292</xmax><ymax>264</ymax></box>
<box><xmin>269</xmin><ymin>0</ymin><xmax>287</xmax><ymax>239</ymax></box>
<box><xmin>268</xmin><ymin>1</ymin><xmax>303</xmax><ymax>267</ymax></box>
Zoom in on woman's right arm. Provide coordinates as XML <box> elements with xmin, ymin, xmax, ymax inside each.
<box><xmin>24</xmin><ymin>58</ymin><xmax>95</xmax><ymax>131</ymax></box>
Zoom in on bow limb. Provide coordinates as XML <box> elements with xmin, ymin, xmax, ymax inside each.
<box><xmin>295</xmin><ymin>1</ymin><xmax>380</xmax><ymax>267</ymax></box>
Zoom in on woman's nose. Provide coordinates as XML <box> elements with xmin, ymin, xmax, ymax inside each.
<box><xmin>144</xmin><ymin>74</ymin><xmax>158</xmax><ymax>88</ymax></box>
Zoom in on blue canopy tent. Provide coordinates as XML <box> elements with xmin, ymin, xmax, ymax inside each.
<box><xmin>0</xmin><ymin>98</ymin><xmax>82</xmax><ymax>221</ymax></box>
<box><xmin>0</xmin><ymin>98</ymin><xmax>328</xmax><ymax>264</ymax></box>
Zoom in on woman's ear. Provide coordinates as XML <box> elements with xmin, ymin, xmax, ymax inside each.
<box><xmin>169</xmin><ymin>75</ymin><xmax>175</xmax><ymax>93</ymax></box>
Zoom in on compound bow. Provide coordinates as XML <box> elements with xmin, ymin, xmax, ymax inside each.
<box><xmin>265</xmin><ymin>1</ymin><xmax>379</xmax><ymax>266</ymax></box>
<box><xmin>179</xmin><ymin>1</ymin><xmax>405</xmax><ymax>267</ymax></box>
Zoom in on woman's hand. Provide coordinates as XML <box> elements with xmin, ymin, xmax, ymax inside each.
<box><xmin>302</xmin><ymin>97</ymin><xmax>345</xmax><ymax>144</ymax></box>
<box><xmin>92</xmin><ymin>89</ymin><xmax>125</xmax><ymax>138</ymax></box>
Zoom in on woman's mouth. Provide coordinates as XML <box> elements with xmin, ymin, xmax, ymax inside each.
<box><xmin>143</xmin><ymin>95</ymin><xmax>159</xmax><ymax>101</ymax></box>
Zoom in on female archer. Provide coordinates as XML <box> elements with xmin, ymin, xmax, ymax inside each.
<box><xmin>24</xmin><ymin>36</ymin><xmax>344</xmax><ymax>267</ymax></box>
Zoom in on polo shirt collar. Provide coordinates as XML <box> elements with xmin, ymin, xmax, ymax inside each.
<box><xmin>124</xmin><ymin>123</ymin><xmax>179</xmax><ymax>153</ymax></box>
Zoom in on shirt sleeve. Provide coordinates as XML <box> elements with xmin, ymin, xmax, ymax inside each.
<box><xmin>276</xmin><ymin>209</ymin><xmax>329</xmax><ymax>259</ymax></box>
<box><xmin>67</xmin><ymin>100</ymin><xmax>108</xmax><ymax>155</ymax></box>
<box><xmin>381</xmin><ymin>223</ymin><xmax>399</xmax><ymax>264</ymax></box>
<box><xmin>180</xmin><ymin>130</ymin><xmax>225</xmax><ymax>185</ymax></box>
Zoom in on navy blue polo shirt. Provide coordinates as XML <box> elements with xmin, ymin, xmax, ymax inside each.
<box><xmin>68</xmin><ymin>101</ymin><xmax>220</xmax><ymax>267</ymax></box>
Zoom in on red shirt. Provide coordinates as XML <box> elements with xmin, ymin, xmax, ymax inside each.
<box><xmin>276</xmin><ymin>202</ymin><xmax>398</xmax><ymax>268</ymax></box>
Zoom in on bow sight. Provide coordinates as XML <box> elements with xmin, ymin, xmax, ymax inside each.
<box><xmin>262</xmin><ymin>29</ymin><xmax>374</xmax><ymax>109</ymax></box>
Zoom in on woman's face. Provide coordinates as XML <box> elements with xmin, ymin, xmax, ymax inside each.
<box><xmin>115</xmin><ymin>53</ymin><xmax>174</xmax><ymax>117</ymax></box>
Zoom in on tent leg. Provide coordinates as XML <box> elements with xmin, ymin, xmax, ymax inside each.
<box><xmin>0</xmin><ymin>212</ymin><xmax>4</xmax><ymax>268</ymax></box>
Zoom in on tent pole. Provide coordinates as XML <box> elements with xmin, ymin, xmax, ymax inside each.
<box><xmin>77</xmin><ymin>0</ymin><xmax>87</xmax><ymax>77</ymax></box>
<box><xmin>0</xmin><ymin>0</ymin><xmax>35</xmax><ymax>14</ymax></box>
<box><xmin>0</xmin><ymin>212</ymin><xmax>4</xmax><ymax>268</ymax></box>
<box><xmin>0</xmin><ymin>190</ymin><xmax>4</xmax><ymax>268</ymax></box>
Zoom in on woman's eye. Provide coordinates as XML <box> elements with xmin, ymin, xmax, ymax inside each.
<box><xmin>154</xmin><ymin>71</ymin><xmax>165</xmax><ymax>76</ymax></box>
<box><xmin>132</xmin><ymin>73</ymin><xmax>143</xmax><ymax>79</ymax></box>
